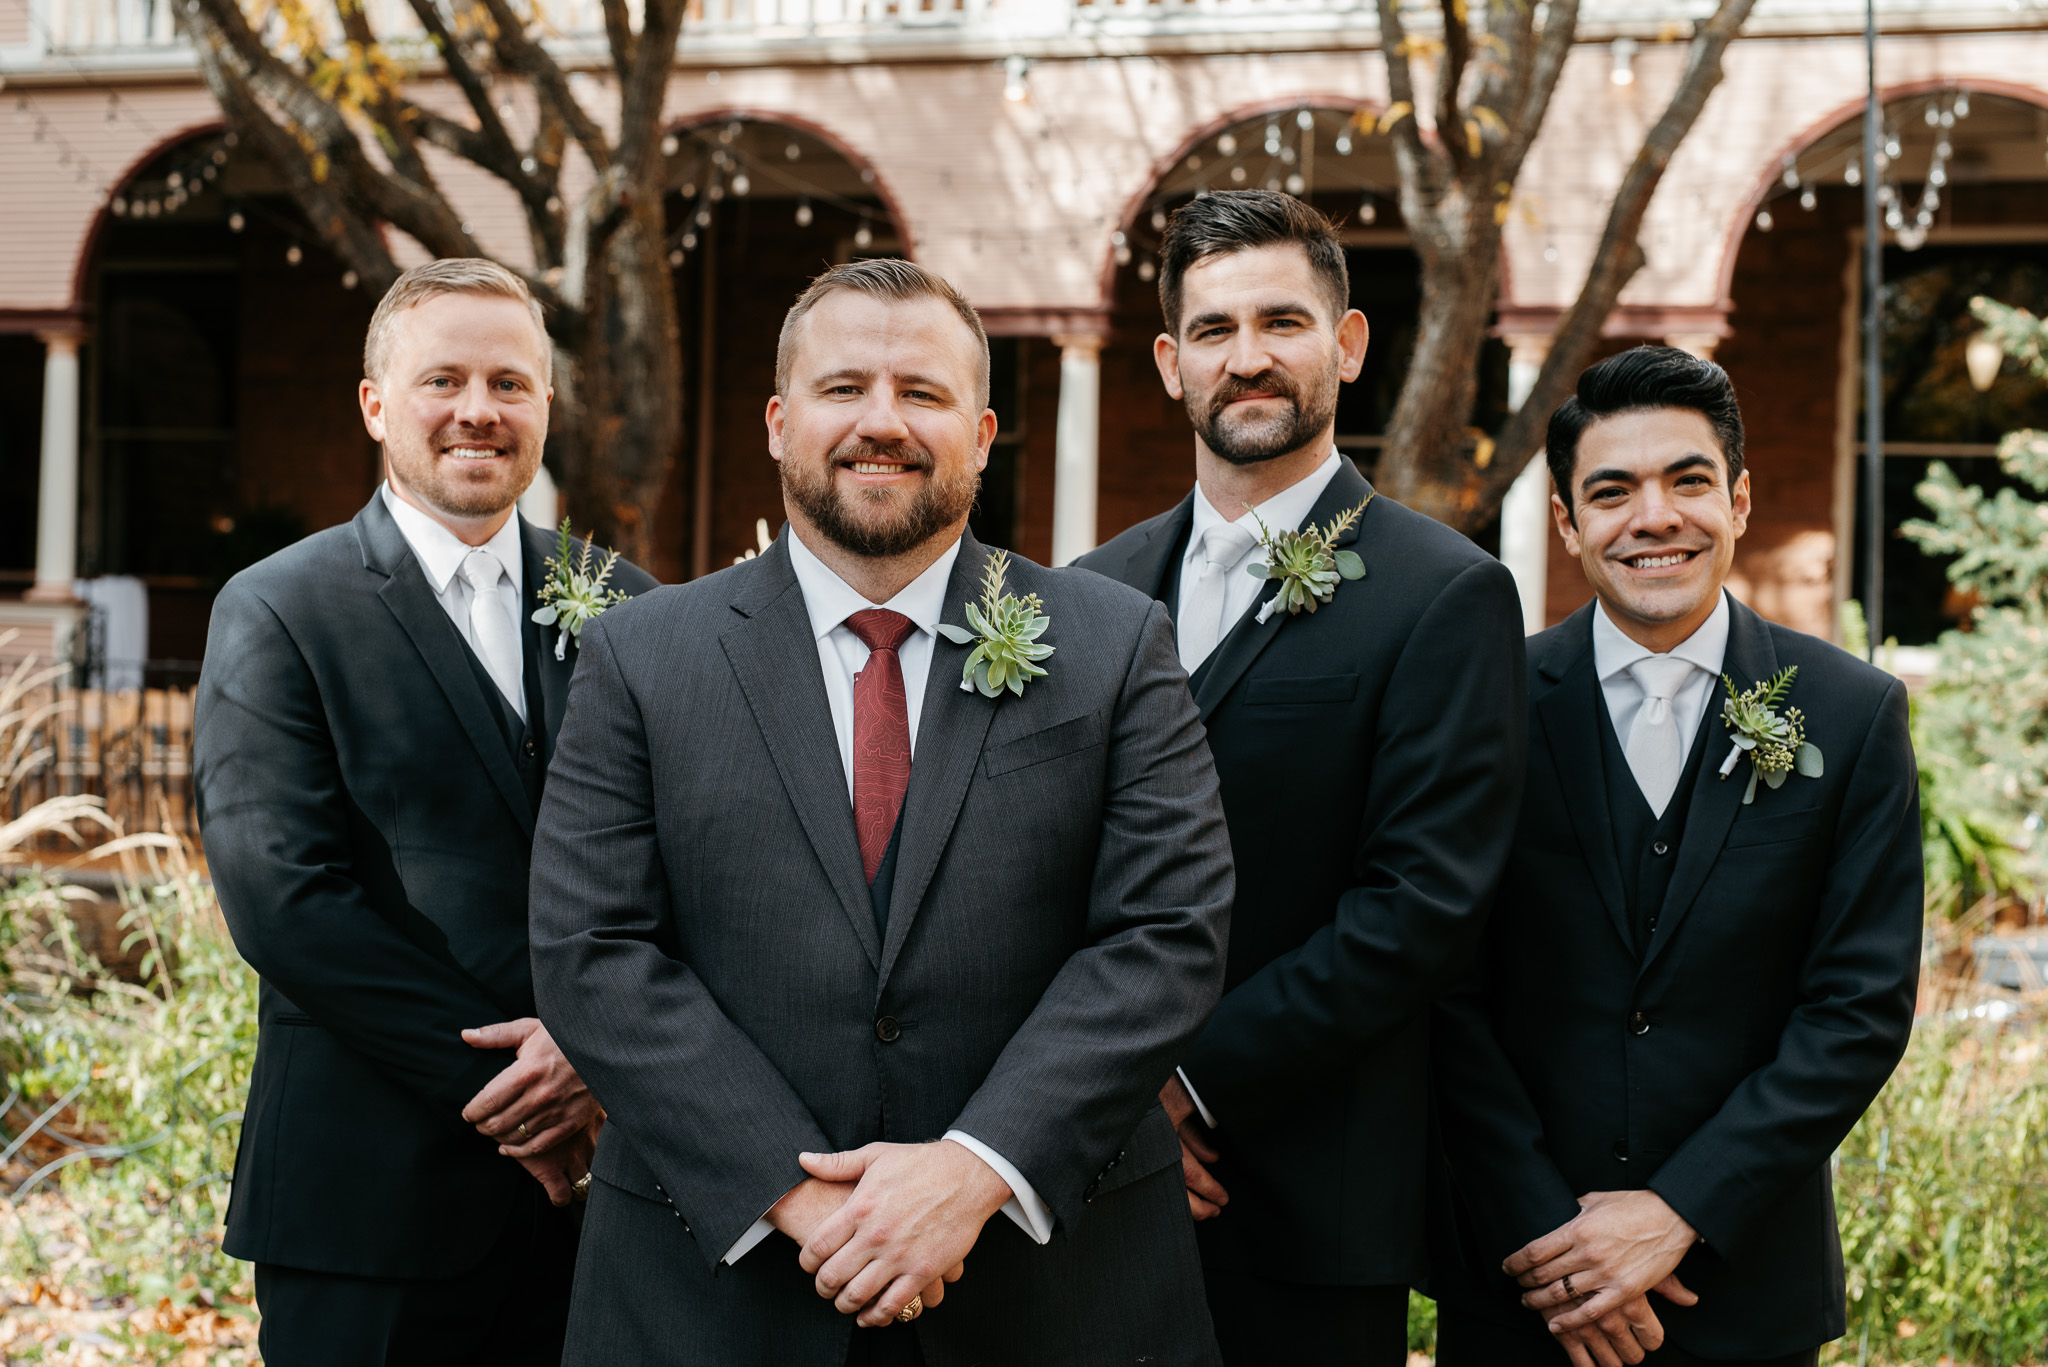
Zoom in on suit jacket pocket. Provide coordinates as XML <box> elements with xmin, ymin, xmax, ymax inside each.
<box><xmin>1244</xmin><ymin>672</ymin><xmax>1360</xmax><ymax>706</ymax></box>
<box><xmin>983</xmin><ymin>713</ymin><xmax>1106</xmax><ymax>779</ymax></box>
<box><xmin>1088</xmin><ymin>1104</ymin><xmax>1180</xmax><ymax>1202</ymax></box>
<box><xmin>1724</xmin><ymin>803</ymin><xmax>1827</xmax><ymax>850</ymax></box>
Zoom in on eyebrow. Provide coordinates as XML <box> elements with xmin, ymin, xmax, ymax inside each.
<box><xmin>1579</xmin><ymin>451</ymin><xmax>1721</xmax><ymax>494</ymax></box>
<box><xmin>1182</xmin><ymin>300</ymin><xmax>1321</xmax><ymax>336</ymax></box>
<box><xmin>814</xmin><ymin>368</ymin><xmax>955</xmax><ymax>394</ymax></box>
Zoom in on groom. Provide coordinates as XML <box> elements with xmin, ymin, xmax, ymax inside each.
<box><xmin>529</xmin><ymin>258</ymin><xmax>1233</xmax><ymax>1366</ymax></box>
<box><xmin>1429</xmin><ymin>348</ymin><xmax>1922</xmax><ymax>1365</ymax></box>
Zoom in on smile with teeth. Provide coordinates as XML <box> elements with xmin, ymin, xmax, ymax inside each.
<box><xmin>1625</xmin><ymin>550</ymin><xmax>1698</xmax><ymax>570</ymax></box>
<box><xmin>847</xmin><ymin>461</ymin><xmax>915</xmax><ymax>475</ymax></box>
<box><xmin>445</xmin><ymin>446</ymin><xmax>505</xmax><ymax>459</ymax></box>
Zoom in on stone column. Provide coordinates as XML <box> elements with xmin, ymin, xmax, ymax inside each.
<box><xmin>1050</xmin><ymin>333</ymin><xmax>1105</xmax><ymax>567</ymax></box>
<box><xmin>28</xmin><ymin>329</ymin><xmax>83</xmax><ymax>604</ymax></box>
<box><xmin>1497</xmin><ymin>335</ymin><xmax>1553</xmax><ymax>634</ymax></box>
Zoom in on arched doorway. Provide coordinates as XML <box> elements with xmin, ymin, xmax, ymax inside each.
<box><xmin>653</xmin><ymin>116</ymin><xmax>938</xmax><ymax>578</ymax></box>
<box><xmin>1093</xmin><ymin>105</ymin><xmax>1510</xmax><ymax>547</ymax></box>
<box><xmin>1714</xmin><ymin>88</ymin><xmax>2048</xmax><ymax>643</ymax></box>
<box><xmin>83</xmin><ymin>128</ymin><xmax>374</xmax><ymax>661</ymax></box>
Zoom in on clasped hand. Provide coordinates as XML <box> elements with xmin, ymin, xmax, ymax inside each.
<box><xmin>1502</xmin><ymin>1190</ymin><xmax>1700</xmax><ymax>1367</ymax></box>
<box><xmin>1160</xmin><ymin>1076</ymin><xmax>1228</xmax><ymax>1221</ymax></box>
<box><xmin>773</xmin><ymin>1140</ymin><xmax>1008</xmax><ymax>1327</ymax></box>
<box><xmin>461</xmin><ymin>1017</ymin><xmax>602</xmax><ymax>1206</ymax></box>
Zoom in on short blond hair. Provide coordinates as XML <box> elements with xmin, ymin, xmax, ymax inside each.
<box><xmin>364</xmin><ymin>258</ymin><xmax>551</xmax><ymax>383</ymax></box>
<box><xmin>776</xmin><ymin>258</ymin><xmax>989</xmax><ymax>409</ymax></box>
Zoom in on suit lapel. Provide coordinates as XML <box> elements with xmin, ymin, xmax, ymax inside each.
<box><xmin>522</xmin><ymin>516</ymin><xmax>577</xmax><ymax>757</ymax></box>
<box><xmin>880</xmin><ymin>533</ymin><xmax>1000</xmax><ymax>984</ymax></box>
<box><xmin>1193</xmin><ymin>459</ymin><xmax>1374</xmax><ymax>723</ymax></box>
<box><xmin>1122</xmin><ymin>495</ymin><xmax>1195</xmax><ymax>604</ymax></box>
<box><xmin>719</xmin><ymin>539</ymin><xmax>882</xmax><ymax>968</ymax></box>
<box><xmin>1642</xmin><ymin>595</ymin><xmax>1777</xmax><ymax>974</ymax></box>
<box><xmin>1532</xmin><ymin>607</ymin><xmax>1633</xmax><ymax>953</ymax></box>
<box><xmin>357</xmin><ymin>496</ymin><xmax>538</xmax><ymax>840</ymax></box>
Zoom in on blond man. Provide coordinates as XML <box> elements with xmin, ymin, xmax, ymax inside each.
<box><xmin>194</xmin><ymin>260</ymin><xmax>656</xmax><ymax>1366</ymax></box>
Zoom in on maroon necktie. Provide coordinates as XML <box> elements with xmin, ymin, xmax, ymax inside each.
<box><xmin>847</xmin><ymin>609</ymin><xmax>917</xmax><ymax>884</ymax></box>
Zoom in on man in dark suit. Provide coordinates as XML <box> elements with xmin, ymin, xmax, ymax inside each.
<box><xmin>194</xmin><ymin>259</ymin><xmax>657</xmax><ymax>1366</ymax></box>
<box><xmin>1429</xmin><ymin>347</ymin><xmax>1922</xmax><ymax>1366</ymax></box>
<box><xmin>1076</xmin><ymin>190</ymin><xmax>1528</xmax><ymax>1364</ymax></box>
<box><xmin>528</xmin><ymin>258</ymin><xmax>1233</xmax><ymax>1366</ymax></box>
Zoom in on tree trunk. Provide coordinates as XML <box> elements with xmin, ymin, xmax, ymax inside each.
<box><xmin>563</xmin><ymin>201</ymin><xmax>683</xmax><ymax>571</ymax></box>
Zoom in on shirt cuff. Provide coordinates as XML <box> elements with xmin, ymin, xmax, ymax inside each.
<box><xmin>944</xmin><ymin>1129</ymin><xmax>1053</xmax><ymax>1245</ymax></box>
<box><xmin>722</xmin><ymin>1214</ymin><xmax>778</xmax><ymax>1265</ymax></box>
<box><xmin>1177</xmin><ymin>1067</ymin><xmax>1219</xmax><ymax>1130</ymax></box>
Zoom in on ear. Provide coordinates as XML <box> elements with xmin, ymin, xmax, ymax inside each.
<box><xmin>1152</xmin><ymin>333</ymin><xmax>1184</xmax><ymax>401</ymax></box>
<box><xmin>1551</xmin><ymin>491</ymin><xmax>1582</xmax><ymax>559</ymax></box>
<box><xmin>974</xmin><ymin>407</ymin><xmax>998</xmax><ymax>472</ymax></box>
<box><xmin>1729</xmin><ymin>468</ymin><xmax>1751</xmax><ymax>539</ymax></box>
<box><xmin>766</xmin><ymin>394</ymin><xmax>787</xmax><ymax>464</ymax></box>
<box><xmin>1335</xmin><ymin>308</ymin><xmax>1369</xmax><ymax>382</ymax></box>
<box><xmin>360</xmin><ymin>378</ymin><xmax>387</xmax><ymax>443</ymax></box>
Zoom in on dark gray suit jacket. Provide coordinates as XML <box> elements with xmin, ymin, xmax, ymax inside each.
<box><xmin>194</xmin><ymin>491</ymin><xmax>657</xmax><ymax>1278</ymax></box>
<box><xmin>529</xmin><ymin>530</ymin><xmax>1234</xmax><ymax>1366</ymax></box>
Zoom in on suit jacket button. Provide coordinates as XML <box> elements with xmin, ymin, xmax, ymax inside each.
<box><xmin>523</xmin><ymin>738</ymin><xmax>538</xmax><ymax>758</ymax></box>
<box><xmin>1629</xmin><ymin>1011</ymin><xmax>1651</xmax><ymax>1036</ymax></box>
<box><xmin>1652</xmin><ymin>839</ymin><xmax>1670</xmax><ymax>856</ymax></box>
<box><xmin>1612</xmin><ymin>1140</ymin><xmax>1629</xmax><ymax>1162</ymax></box>
<box><xmin>1084</xmin><ymin>1181</ymin><xmax>1101</xmax><ymax>1202</ymax></box>
<box><xmin>874</xmin><ymin>1016</ymin><xmax>902</xmax><ymax>1043</ymax></box>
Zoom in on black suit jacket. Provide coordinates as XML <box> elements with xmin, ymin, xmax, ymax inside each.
<box><xmin>1430</xmin><ymin>597</ymin><xmax>1923</xmax><ymax>1357</ymax></box>
<box><xmin>1078</xmin><ymin>460</ymin><xmax>1528</xmax><ymax>1286</ymax></box>
<box><xmin>528</xmin><ymin>531</ymin><xmax>1233</xmax><ymax>1365</ymax></box>
<box><xmin>193</xmin><ymin>492</ymin><xmax>657</xmax><ymax>1278</ymax></box>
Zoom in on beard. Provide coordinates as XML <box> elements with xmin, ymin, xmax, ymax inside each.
<box><xmin>1187</xmin><ymin>357</ymin><xmax>1341</xmax><ymax>467</ymax></box>
<box><xmin>384</xmin><ymin>423</ymin><xmax>542</xmax><ymax>520</ymax></box>
<box><xmin>780</xmin><ymin>438</ymin><xmax>981</xmax><ymax>559</ymax></box>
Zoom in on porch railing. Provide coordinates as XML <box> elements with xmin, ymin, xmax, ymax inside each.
<box><xmin>2</xmin><ymin>662</ymin><xmax>202</xmax><ymax>853</ymax></box>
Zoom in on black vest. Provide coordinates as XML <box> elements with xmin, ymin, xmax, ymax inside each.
<box><xmin>1598</xmin><ymin>682</ymin><xmax>1716</xmax><ymax>953</ymax></box>
<box><xmin>459</xmin><ymin>609</ymin><xmax>548</xmax><ymax>816</ymax></box>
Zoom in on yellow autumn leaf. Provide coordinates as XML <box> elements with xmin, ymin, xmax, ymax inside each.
<box><xmin>310</xmin><ymin>150</ymin><xmax>330</xmax><ymax>183</ymax></box>
<box><xmin>1470</xmin><ymin>429</ymin><xmax>1496</xmax><ymax>469</ymax></box>
<box><xmin>1473</xmin><ymin>105</ymin><xmax>1508</xmax><ymax>137</ymax></box>
<box><xmin>1465</xmin><ymin>120</ymin><xmax>1483</xmax><ymax>158</ymax></box>
<box><xmin>1377</xmin><ymin>102</ymin><xmax>1414</xmax><ymax>134</ymax></box>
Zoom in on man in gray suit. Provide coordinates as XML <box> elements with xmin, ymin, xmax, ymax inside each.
<box><xmin>529</xmin><ymin>258</ymin><xmax>1234</xmax><ymax>1366</ymax></box>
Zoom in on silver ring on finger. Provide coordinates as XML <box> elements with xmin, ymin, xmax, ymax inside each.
<box><xmin>517</xmin><ymin>1122</ymin><xmax>532</xmax><ymax>1141</ymax></box>
<box><xmin>1560</xmin><ymin>1273</ymin><xmax>1577</xmax><ymax>1300</ymax></box>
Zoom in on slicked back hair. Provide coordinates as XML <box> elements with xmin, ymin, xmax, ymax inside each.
<box><xmin>776</xmin><ymin>258</ymin><xmax>991</xmax><ymax>410</ymax></box>
<box><xmin>1546</xmin><ymin>346</ymin><xmax>1747</xmax><ymax>525</ymax></box>
<box><xmin>1157</xmin><ymin>190</ymin><xmax>1349</xmax><ymax>336</ymax></box>
<box><xmin>364</xmin><ymin>258</ymin><xmax>550</xmax><ymax>383</ymax></box>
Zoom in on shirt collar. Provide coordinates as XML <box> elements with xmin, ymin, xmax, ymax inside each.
<box><xmin>785</xmin><ymin>524</ymin><xmax>963</xmax><ymax>643</ymax></box>
<box><xmin>380</xmin><ymin>482</ymin><xmax>527</xmax><ymax>598</ymax></box>
<box><xmin>1187</xmin><ymin>449</ymin><xmax>1345</xmax><ymax>557</ymax></box>
<box><xmin>1592</xmin><ymin>590</ymin><xmax>1732</xmax><ymax>683</ymax></box>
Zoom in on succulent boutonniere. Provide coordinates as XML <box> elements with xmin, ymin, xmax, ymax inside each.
<box><xmin>1717</xmin><ymin>666</ymin><xmax>1825</xmax><ymax>804</ymax></box>
<box><xmin>1246</xmin><ymin>495</ymin><xmax>1374</xmax><ymax>623</ymax></box>
<box><xmin>531</xmin><ymin>517</ymin><xmax>629</xmax><ymax>661</ymax></box>
<box><xmin>935</xmin><ymin>550</ymin><xmax>1053</xmax><ymax>698</ymax></box>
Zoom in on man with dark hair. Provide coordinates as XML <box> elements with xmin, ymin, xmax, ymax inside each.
<box><xmin>531</xmin><ymin>258</ymin><xmax>1232</xmax><ymax>1365</ymax></box>
<box><xmin>1429</xmin><ymin>346</ymin><xmax>1922</xmax><ymax>1366</ymax></box>
<box><xmin>1077</xmin><ymin>189</ymin><xmax>1527</xmax><ymax>1364</ymax></box>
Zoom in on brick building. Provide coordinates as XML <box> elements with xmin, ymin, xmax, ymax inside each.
<box><xmin>2</xmin><ymin>0</ymin><xmax>2046</xmax><ymax>663</ymax></box>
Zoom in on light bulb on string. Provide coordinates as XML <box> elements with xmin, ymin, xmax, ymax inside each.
<box><xmin>786</xmin><ymin>142</ymin><xmax>801</xmax><ymax>161</ymax></box>
<box><xmin>669</xmin><ymin>249</ymin><xmax>684</xmax><ymax>266</ymax></box>
<box><xmin>707</xmin><ymin>183</ymin><xmax>724</xmax><ymax>202</ymax></box>
<box><xmin>1264</xmin><ymin>123</ymin><xmax>1281</xmax><ymax>155</ymax></box>
<box><xmin>1265</xmin><ymin>177</ymin><xmax>1282</xmax><ymax>192</ymax></box>
<box><xmin>1216</xmin><ymin>133</ymin><xmax>1236</xmax><ymax>156</ymax></box>
<box><xmin>1137</xmin><ymin>259</ymin><xmax>1156</xmax><ymax>282</ymax></box>
<box><xmin>854</xmin><ymin>223</ymin><xmax>874</xmax><ymax>248</ymax></box>
<box><xmin>1358</xmin><ymin>197</ymin><xmax>1377</xmax><ymax>225</ymax></box>
<box><xmin>286</xmin><ymin>244</ymin><xmax>303</xmax><ymax>265</ymax></box>
<box><xmin>1925</xmin><ymin>103</ymin><xmax>1942</xmax><ymax>127</ymax></box>
<box><xmin>1754</xmin><ymin>209</ymin><xmax>1773</xmax><ymax>232</ymax></box>
<box><xmin>1844</xmin><ymin>158</ymin><xmax>1862</xmax><ymax>186</ymax></box>
<box><xmin>1335</xmin><ymin>132</ymin><xmax>1353</xmax><ymax>155</ymax></box>
<box><xmin>695</xmin><ymin>208</ymin><xmax>711</xmax><ymax>227</ymax></box>
<box><xmin>795</xmin><ymin>199</ymin><xmax>813</xmax><ymax>227</ymax></box>
<box><xmin>1230</xmin><ymin>166</ymin><xmax>1247</xmax><ymax>184</ymax></box>
<box><xmin>228</xmin><ymin>210</ymin><xmax>245</xmax><ymax>232</ymax></box>
<box><xmin>732</xmin><ymin>173</ymin><xmax>750</xmax><ymax>196</ymax></box>
<box><xmin>661</xmin><ymin>134</ymin><xmax>679</xmax><ymax>156</ymax></box>
<box><xmin>1296</xmin><ymin>108</ymin><xmax>1314</xmax><ymax>131</ymax></box>
<box><xmin>1285</xmin><ymin>173</ymin><xmax>1305</xmax><ymax>195</ymax></box>
<box><xmin>341</xmin><ymin>270</ymin><xmax>359</xmax><ymax>290</ymax></box>
<box><xmin>1150</xmin><ymin>208</ymin><xmax>1168</xmax><ymax>232</ymax></box>
<box><xmin>1954</xmin><ymin>91</ymin><xmax>1971</xmax><ymax>119</ymax></box>
<box><xmin>1800</xmin><ymin>185</ymin><xmax>1817</xmax><ymax>211</ymax></box>
<box><xmin>111</xmin><ymin>197</ymin><xmax>127</xmax><ymax>216</ymax></box>
<box><xmin>681</xmin><ymin>231</ymin><xmax>698</xmax><ymax>250</ymax></box>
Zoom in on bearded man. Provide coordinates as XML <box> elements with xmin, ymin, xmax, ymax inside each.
<box><xmin>1075</xmin><ymin>190</ymin><xmax>1527</xmax><ymax>1366</ymax></box>
<box><xmin>528</xmin><ymin>257</ymin><xmax>1233</xmax><ymax>1366</ymax></box>
<box><xmin>194</xmin><ymin>259</ymin><xmax>657</xmax><ymax>1365</ymax></box>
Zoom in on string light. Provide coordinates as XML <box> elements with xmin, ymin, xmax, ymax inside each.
<box><xmin>795</xmin><ymin>199</ymin><xmax>813</xmax><ymax>226</ymax></box>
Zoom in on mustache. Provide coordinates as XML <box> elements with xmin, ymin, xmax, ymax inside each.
<box><xmin>831</xmin><ymin>439</ymin><xmax>934</xmax><ymax>473</ymax></box>
<box><xmin>432</xmin><ymin>426</ymin><xmax>512</xmax><ymax>452</ymax></box>
<box><xmin>1204</xmin><ymin>371</ymin><xmax>1301</xmax><ymax>421</ymax></box>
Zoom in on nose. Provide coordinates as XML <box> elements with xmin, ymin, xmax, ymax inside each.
<box><xmin>1224</xmin><ymin>328</ymin><xmax>1276</xmax><ymax>379</ymax></box>
<box><xmin>853</xmin><ymin>388</ymin><xmax>911</xmax><ymax>444</ymax></box>
<box><xmin>1629</xmin><ymin>481</ymin><xmax>1686</xmax><ymax>536</ymax></box>
<box><xmin>454</xmin><ymin>376</ymin><xmax>499</xmax><ymax>428</ymax></box>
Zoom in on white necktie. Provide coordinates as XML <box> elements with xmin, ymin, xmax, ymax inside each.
<box><xmin>1623</xmin><ymin>656</ymin><xmax>1696</xmax><ymax>817</ymax></box>
<box><xmin>1178</xmin><ymin>523</ymin><xmax>1260</xmax><ymax>674</ymax></box>
<box><xmin>459</xmin><ymin>548</ymin><xmax>525</xmax><ymax>722</ymax></box>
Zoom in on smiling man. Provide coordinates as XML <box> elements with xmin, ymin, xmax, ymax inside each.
<box><xmin>1077</xmin><ymin>190</ymin><xmax>1528</xmax><ymax>1365</ymax></box>
<box><xmin>1427</xmin><ymin>347</ymin><xmax>1923</xmax><ymax>1367</ymax></box>
<box><xmin>528</xmin><ymin>258</ymin><xmax>1232</xmax><ymax>1366</ymax></box>
<box><xmin>195</xmin><ymin>259</ymin><xmax>656</xmax><ymax>1366</ymax></box>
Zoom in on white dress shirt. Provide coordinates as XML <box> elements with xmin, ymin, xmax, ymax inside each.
<box><xmin>1591</xmin><ymin>591</ymin><xmax>1732</xmax><ymax>777</ymax></box>
<box><xmin>379</xmin><ymin>483</ymin><xmax>528</xmax><ymax>720</ymax></box>
<box><xmin>1171</xmin><ymin>451</ymin><xmax>1344</xmax><ymax>1133</ymax></box>
<box><xmin>721</xmin><ymin>528</ymin><xmax>1053</xmax><ymax>1265</ymax></box>
<box><xmin>1175</xmin><ymin>450</ymin><xmax>1345</xmax><ymax>634</ymax></box>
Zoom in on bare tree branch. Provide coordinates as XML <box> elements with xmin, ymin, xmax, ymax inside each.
<box><xmin>600</xmin><ymin>0</ymin><xmax>637</xmax><ymax>78</ymax></box>
<box><xmin>335</xmin><ymin>0</ymin><xmax>435</xmax><ymax>190</ymax></box>
<box><xmin>472</xmin><ymin>0</ymin><xmax>613</xmax><ymax>172</ymax></box>
<box><xmin>1501</xmin><ymin>0</ymin><xmax>1580</xmax><ymax>176</ymax></box>
<box><xmin>1484</xmin><ymin>0</ymin><xmax>1759</xmax><ymax>507</ymax></box>
<box><xmin>1437</xmin><ymin>0</ymin><xmax>1471</xmax><ymax>174</ymax></box>
<box><xmin>1374</xmin><ymin>0</ymin><xmax>1452</xmax><ymax>247</ymax></box>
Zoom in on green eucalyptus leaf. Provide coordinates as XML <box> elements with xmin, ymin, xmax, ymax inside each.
<box><xmin>1742</xmin><ymin>766</ymin><xmax>1760</xmax><ymax>804</ymax></box>
<box><xmin>1764</xmin><ymin>768</ymin><xmax>1789</xmax><ymax>790</ymax></box>
<box><xmin>1333</xmin><ymin>549</ymin><xmax>1365</xmax><ymax>580</ymax></box>
<box><xmin>531</xmin><ymin>605</ymin><xmax>559</xmax><ymax>626</ymax></box>
<box><xmin>1796</xmin><ymin>742</ymin><xmax>1825</xmax><ymax>778</ymax></box>
<box><xmin>936</xmin><ymin>623</ymin><xmax>975</xmax><ymax>645</ymax></box>
<box><xmin>1246</xmin><ymin>562</ymin><xmax>1271</xmax><ymax>579</ymax></box>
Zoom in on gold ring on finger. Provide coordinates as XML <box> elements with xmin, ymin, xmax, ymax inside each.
<box><xmin>895</xmin><ymin>1295</ymin><xmax>923</xmax><ymax>1324</ymax></box>
<box><xmin>517</xmin><ymin>1122</ymin><xmax>532</xmax><ymax>1141</ymax></box>
<box><xmin>1560</xmin><ymin>1273</ymin><xmax>1576</xmax><ymax>1300</ymax></box>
